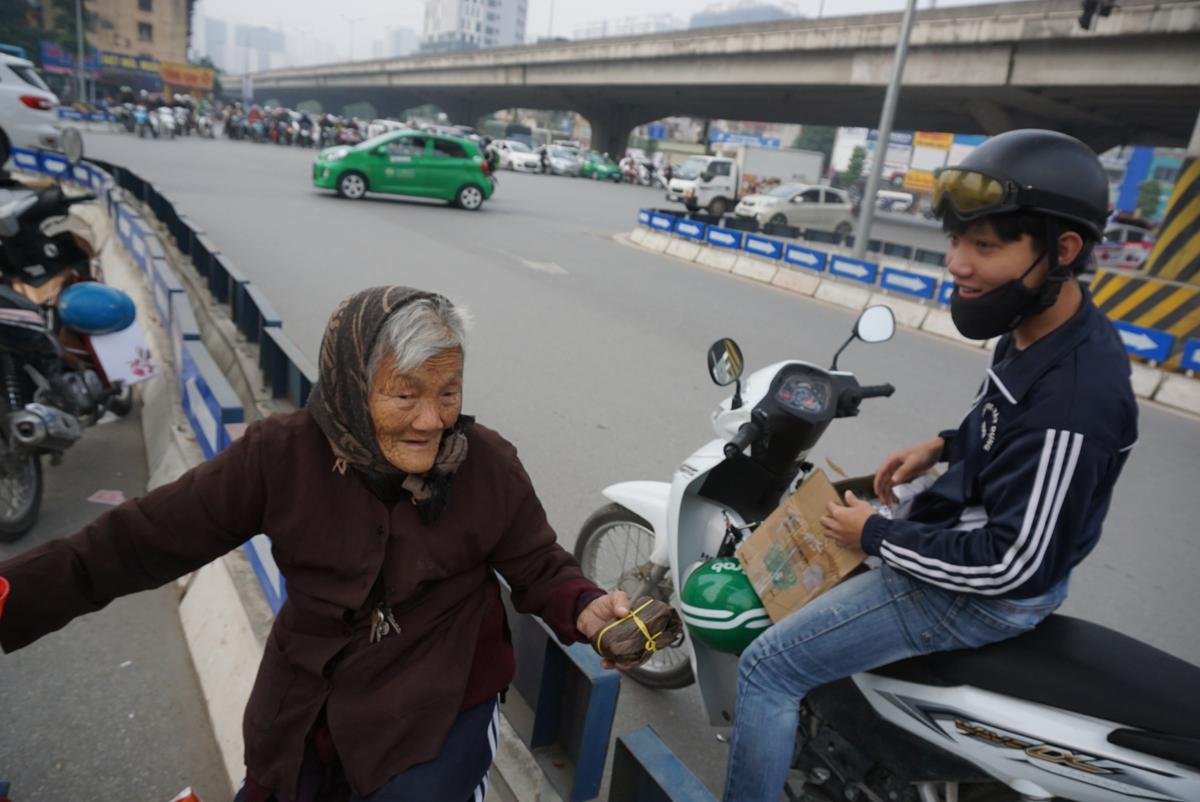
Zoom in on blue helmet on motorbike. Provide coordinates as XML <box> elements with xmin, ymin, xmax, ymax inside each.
<box><xmin>57</xmin><ymin>282</ymin><xmax>136</xmax><ymax>335</ymax></box>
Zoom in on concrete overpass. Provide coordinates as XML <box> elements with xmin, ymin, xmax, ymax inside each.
<box><xmin>250</xmin><ymin>0</ymin><xmax>1200</xmax><ymax>155</ymax></box>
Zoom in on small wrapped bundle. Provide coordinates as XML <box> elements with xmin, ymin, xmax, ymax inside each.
<box><xmin>593</xmin><ymin>596</ymin><xmax>684</xmax><ymax>669</ymax></box>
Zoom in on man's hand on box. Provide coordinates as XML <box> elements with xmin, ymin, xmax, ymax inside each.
<box><xmin>821</xmin><ymin>490</ymin><xmax>875</xmax><ymax>550</ymax></box>
<box><xmin>873</xmin><ymin>437</ymin><xmax>943</xmax><ymax>505</ymax></box>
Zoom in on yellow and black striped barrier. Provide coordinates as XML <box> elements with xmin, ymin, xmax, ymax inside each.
<box><xmin>1142</xmin><ymin>157</ymin><xmax>1200</xmax><ymax>285</ymax></box>
<box><xmin>1090</xmin><ymin>269</ymin><xmax>1200</xmax><ymax>370</ymax></box>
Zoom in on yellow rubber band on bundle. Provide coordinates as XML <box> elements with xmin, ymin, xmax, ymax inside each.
<box><xmin>594</xmin><ymin>598</ymin><xmax>667</xmax><ymax>656</ymax></box>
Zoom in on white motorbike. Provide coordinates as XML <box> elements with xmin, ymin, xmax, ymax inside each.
<box><xmin>151</xmin><ymin>107</ymin><xmax>176</xmax><ymax>139</ymax></box>
<box><xmin>575</xmin><ymin>306</ymin><xmax>1200</xmax><ymax>802</ymax></box>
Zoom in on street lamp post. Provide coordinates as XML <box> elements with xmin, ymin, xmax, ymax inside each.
<box><xmin>341</xmin><ymin>15</ymin><xmax>365</xmax><ymax>62</ymax></box>
<box><xmin>74</xmin><ymin>0</ymin><xmax>86</xmax><ymax>102</ymax></box>
<box><xmin>852</xmin><ymin>0</ymin><xmax>919</xmax><ymax>260</ymax></box>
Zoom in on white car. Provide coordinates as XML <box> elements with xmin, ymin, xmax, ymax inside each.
<box><xmin>0</xmin><ymin>53</ymin><xmax>60</xmax><ymax>153</ymax></box>
<box><xmin>490</xmin><ymin>139</ymin><xmax>542</xmax><ymax>172</ymax></box>
<box><xmin>734</xmin><ymin>183</ymin><xmax>855</xmax><ymax>235</ymax></box>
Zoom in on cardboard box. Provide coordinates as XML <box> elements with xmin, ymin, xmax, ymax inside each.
<box><xmin>736</xmin><ymin>469</ymin><xmax>867</xmax><ymax>623</ymax></box>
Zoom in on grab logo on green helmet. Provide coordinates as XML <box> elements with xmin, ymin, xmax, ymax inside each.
<box><xmin>680</xmin><ymin>558</ymin><xmax>772</xmax><ymax>655</ymax></box>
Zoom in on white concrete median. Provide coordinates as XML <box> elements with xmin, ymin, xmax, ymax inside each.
<box><xmin>666</xmin><ymin>238</ymin><xmax>702</xmax><ymax>262</ymax></box>
<box><xmin>641</xmin><ymin>231</ymin><xmax>672</xmax><ymax>252</ymax></box>
<box><xmin>869</xmin><ymin>292</ymin><xmax>929</xmax><ymax>329</ymax></box>
<box><xmin>815</xmin><ymin>279</ymin><xmax>871</xmax><ymax>311</ymax></box>
<box><xmin>922</xmin><ymin>309</ymin><xmax>990</xmax><ymax>348</ymax></box>
<box><xmin>1130</xmin><ymin>362</ymin><xmax>1166</xmax><ymax>399</ymax></box>
<box><xmin>1154</xmin><ymin>373</ymin><xmax>1200</xmax><ymax>415</ymax></box>
<box><xmin>732</xmin><ymin>255</ymin><xmax>779</xmax><ymax>283</ymax></box>
<box><xmin>695</xmin><ymin>246</ymin><xmax>739</xmax><ymax>272</ymax></box>
<box><xmin>771</xmin><ymin>269</ymin><xmax>821</xmax><ymax>296</ymax></box>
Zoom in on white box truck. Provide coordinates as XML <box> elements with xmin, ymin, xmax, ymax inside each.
<box><xmin>665</xmin><ymin>145</ymin><xmax>825</xmax><ymax>218</ymax></box>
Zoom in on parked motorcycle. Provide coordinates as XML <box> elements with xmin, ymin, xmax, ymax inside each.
<box><xmin>576</xmin><ymin>306</ymin><xmax>1200</xmax><ymax>802</ymax></box>
<box><xmin>0</xmin><ymin>132</ymin><xmax>140</xmax><ymax>539</ymax></box>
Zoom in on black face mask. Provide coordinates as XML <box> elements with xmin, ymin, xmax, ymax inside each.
<box><xmin>949</xmin><ymin>251</ymin><xmax>1052</xmax><ymax>340</ymax></box>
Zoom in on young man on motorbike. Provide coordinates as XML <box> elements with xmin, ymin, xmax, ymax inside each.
<box><xmin>722</xmin><ymin>129</ymin><xmax>1138</xmax><ymax>801</ymax></box>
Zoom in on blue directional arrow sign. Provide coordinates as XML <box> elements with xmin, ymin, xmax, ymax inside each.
<box><xmin>881</xmin><ymin>268</ymin><xmax>936</xmax><ymax>299</ymax></box>
<box><xmin>1182</xmin><ymin>339</ymin><xmax>1200</xmax><ymax>373</ymax></box>
<box><xmin>830</xmin><ymin>255</ymin><xmax>878</xmax><ymax>285</ymax></box>
<box><xmin>937</xmin><ymin>281</ymin><xmax>955</xmax><ymax>305</ymax></box>
<box><xmin>674</xmin><ymin>220</ymin><xmax>706</xmax><ymax>240</ymax></box>
<box><xmin>744</xmin><ymin>234</ymin><xmax>783</xmax><ymax>260</ymax></box>
<box><xmin>650</xmin><ymin>213</ymin><xmax>674</xmax><ymax>231</ymax></box>
<box><xmin>1112</xmin><ymin>320</ymin><xmax>1175</xmax><ymax>363</ymax></box>
<box><xmin>783</xmin><ymin>245</ymin><xmax>827</xmax><ymax>272</ymax></box>
<box><xmin>638</xmin><ymin>209</ymin><xmax>652</xmax><ymax>226</ymax></box>
<box><xmin>705</xmin><ymin>227</ymin><xmax>744</xmax><ymax>250</ymax></box>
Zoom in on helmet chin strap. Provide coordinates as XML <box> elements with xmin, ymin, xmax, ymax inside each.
<box><xmin>1032</xmin><ymin>217</ymin><xmax>1071</xmax><ymax>313</ymax></box>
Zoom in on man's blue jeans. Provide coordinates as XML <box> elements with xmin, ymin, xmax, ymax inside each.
<box><xmin>722</xmin><ymin>565</ymin><xmax>1068</xmax><ymax>802</ymax></box>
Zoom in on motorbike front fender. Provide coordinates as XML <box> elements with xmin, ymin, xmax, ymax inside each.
<box><xmin>601</xmin><ymin>480</ymin><xmax>671</xmax><ymax>565</ymax></box>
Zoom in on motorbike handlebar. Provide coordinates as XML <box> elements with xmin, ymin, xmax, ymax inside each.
<box><xmin>724</xmin><ymin>420</ymin><xmax>762</xmax><ymax>458</ymax></box>
<box><xmin>858</xmin><ymin>384</ymin><xmax>895</xmax><ymax>400</ymax></box>
<box><xmin>66</xmin><ymin>193</ymin><xmax>97</xmax><ymax>205</ymax></box>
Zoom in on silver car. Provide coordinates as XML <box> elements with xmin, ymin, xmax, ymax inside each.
<box><xmin>734</xmin><ymin>183</ymin><xmax>855</xmax><ymax>235</ymax></box>
<box><xmin>545</xmin><ymin>145</ymin><xmax>582</xmax><ymax>177</ymax></box>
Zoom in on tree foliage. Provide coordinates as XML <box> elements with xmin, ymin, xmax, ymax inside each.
<box><xmin>845</xmin><ymin>145</ymin><xmax>867</xmax><ymax>185</ymax></box>
<box><xmin>1135</xmin><ymin>179</ymin><xmax>1162</xmax><ymax>220</ymax></box>
<box><xmin>792</xmin><ymin>125</ymin><xmax>836</xmax><ymax>166</ymax></box>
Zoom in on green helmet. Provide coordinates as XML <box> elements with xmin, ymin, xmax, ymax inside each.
<box><xmin>680</xmin><ymin>558</ymin><xmax>771</xmax><ymax>654</ymax></box>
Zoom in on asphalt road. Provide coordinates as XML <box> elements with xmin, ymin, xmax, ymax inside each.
<box><xmin>84</xmin><ymin>131</ymin><xmax>1200</xmax><ymax>797</ymax></box>
<box><xmin>0</xmin><ymin>405</ymin><xmax>230</xmax><ymax>802</ymax></box>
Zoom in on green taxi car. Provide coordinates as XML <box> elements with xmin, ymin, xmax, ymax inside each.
<box><xmin>580</xmin><ymin>151</ymin><xmax>621</xmax><ymax>182</ymax></box>
<box><xmin>313</xmin><ymin>130</ymin><xmax>495</xmax><ymax>210</ymax></box>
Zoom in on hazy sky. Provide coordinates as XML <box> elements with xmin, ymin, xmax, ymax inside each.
<box><xmin>194</xmin><ymin>0</ymin><xmax>997</xmax><ymax>62</ymax></box>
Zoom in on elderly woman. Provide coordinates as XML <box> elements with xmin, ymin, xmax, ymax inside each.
<box><xmin>0</xmin><ymin>286</ymin><xmax>632</xmax><ymax>801</ymax></box>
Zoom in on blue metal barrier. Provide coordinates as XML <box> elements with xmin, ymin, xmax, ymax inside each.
<box><xmin>880</xmin><ymin>267</ymin><xmax>936</xmax><ymax>300</ymax></box>
<box><xmin>649</xmin><ymin>213</ymin><xmax>674</xmax><ymax>232</ymax></box>
<box><xmin>150</xmin><ymin>256</ymin><xmax>186</xmax><ymax>327</ymax></box>
<box><xmin>260</xmin><ymin>328</ymin><xmax>316</xmax><ymax>407</ymax></box>
<box><xmin>673</xmin><ymin>219</ymin><xmax>706</xmax><ymax>241</ymax></box>
<box><xmin>937</xmin><ymin>281</ymin><xmax>955</xmax><ymax>305</ymax></box>
<box><xmin>638</xmin><ymin>209</ymin><xmax>653</xmax><ymax>227</ymax></box>
<box><xmin>192</xmin><ymin>232</ymin><xmax>219</xmax><ymax>278</ymax></box>
<box><xmin>608</xmin><ymin>726</ymin><xmax>716</xmax><ymax>802</ymax></box>
<box><xmin>244</xmin><ymin>534</ymin><xmax>287</xmax><ymax>615</ymax></box>
<box><xmin>209</xmin><ymin>253</ymin><xmax>246</xmax><ymax>305</ymax></box>
<box><xmin>829</xmin><ymin>255</ymin><xmax>878</xmax><ymax>285</ymax></box>
<box><xmin>234</xmin><ymin>284</ymin><xmax>283</xmax><ymax>344</ymax></box>
<box><xmin>1113</xmin><ymin>320</ymin><xmax>1174</xmax><ymax>363</ymax></box>
<box><xmin>169</xmin><ymin>292</ymin><xmax>202</xmax><ymax>367</ymax></box>
<box><xmin>1182</xmin><ymin>339</ymin><xmax>1200</xmax><ymax>374</ymax></box>
<box><xmin>178</xmin><ymin>340</ymin><xmax>244</xmax><ymax>459</ymax></box>
<box><xmin>704</xmin><ymin>227</ymin><xmax>743</xmax><ymax>250</ymax></box>
<box><xmin>743</xmin><ymin>234</ymin><xmax>782</xmax><ymax>261</ymax></box>
<box><xmin>783</xmin><ymin>243</ymin><xmax>827</xmax><ymax>272</ymax></box>
<box><xmin>128</xmin><ymin>218</ymin><xmax>151</xmax><ymax>275</ymax></box>
<box><xmin>502</xmin><ymin>583</ymin><xmax>621</xmax><ymax>802</ymax></box>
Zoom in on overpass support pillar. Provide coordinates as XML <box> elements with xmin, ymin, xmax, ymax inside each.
<box><xmin>584</xmin><ymin>108</ymin><xmax>641</xmax><ymax>160</ymax></box>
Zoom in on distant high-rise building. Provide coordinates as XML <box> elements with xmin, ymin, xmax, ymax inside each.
<box><xmin>421</xmin><ymin>0</ymin><xmax>528</xmax><ymax>53</ymax></box>
<box><xmin>232</xmin><ymin>25</ymin><xmax>287</xmax><ymax>73</ymax></box>
<box><xmin>573</xmin><ymin>14</ymin><xmax>681</xmax><ymax>40</ymax></box>
<box><xmin>203</xmin><ymin>17</ymin><xmax>229</xmax><ymax>71</ymax></box>
<box><xmin>690</xmin><ymin>2</ymin><xmax>798</xmax><ymax>29</ymax></box>
<box><xmin>388</xmin><ymin>27</ymin><xmax>419</xmax><ymax>57</ymax></box>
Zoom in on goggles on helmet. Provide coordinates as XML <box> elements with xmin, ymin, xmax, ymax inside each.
<box><xmin>932</xmin><ymin>167</ymin><xmax>1105</xmax><ymax>238</ymax></box>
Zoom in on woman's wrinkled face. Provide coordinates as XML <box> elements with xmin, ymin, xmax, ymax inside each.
<box><xmin>368</xmin><ymin>347</ymin><xmax>463</xmax><ymax>473</ymax></box>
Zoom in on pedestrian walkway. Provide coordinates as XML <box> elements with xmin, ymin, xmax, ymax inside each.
<box><xmin>0</xmin><ymin>405</ymin><xmax>229</xmax><ymax>802</ymax></box>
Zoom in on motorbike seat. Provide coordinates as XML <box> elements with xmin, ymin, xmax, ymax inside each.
<box><xmin>872</xmin><ymin>614</ymin><xmax>1200</xmax><ymax>767</ymax></box>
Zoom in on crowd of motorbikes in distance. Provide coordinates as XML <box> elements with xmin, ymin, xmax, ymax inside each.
<box><xmin>109</xmin><ymin>90</ymin><xmax>216</xmax><ymax>140</ymax></box>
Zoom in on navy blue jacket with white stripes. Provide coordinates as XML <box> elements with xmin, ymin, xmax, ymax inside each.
<box><xmin>860</xmin><ymin>288</ymin><xmax>1138</xmax><ymax>599</ymax></box>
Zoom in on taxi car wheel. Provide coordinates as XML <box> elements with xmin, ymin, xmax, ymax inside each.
<box><xmin>455</xmin><ymin>185</ymin><xmax>485</xmax><ymax>211</ymax></box>
<box><xmin>337</xmin><ymin>172</ymin><xmax>368</xmax><ymax>200</ymax></box>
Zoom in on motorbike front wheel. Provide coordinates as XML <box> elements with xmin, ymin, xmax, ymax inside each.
<box><xmin>574</xmin><ymin>503</ymin><xmax>695</xmax><ymax>689</ymax></box>
<box><xmin>0</xmin><ymin>452</ymin><xmax>42</xmax><ymax>541</ymax></box>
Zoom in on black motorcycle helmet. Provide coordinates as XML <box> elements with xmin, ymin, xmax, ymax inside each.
<box><xmin>933</xmin><ymin>129</ymin><xmax>1109</xmax><ymax>284</ymax></box>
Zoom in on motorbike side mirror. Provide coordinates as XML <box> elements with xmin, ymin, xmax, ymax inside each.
<box><xmin>708</xmin><ymin>338</ymin><xmax>746</xmax><ymax>409</ymax></box>
<box><xmin>830</xmin><ymin>305</ymin><xmax>895</xmax><ymax>371</ymax></box>
<box><xmin>707</xmin><ymin>338</ymin><xmax>744</xmax><ymax>386</ymax></box>
<box><xmin>61</xmin><ymin>128</ymin><xmax>84</xmax><ymax>164</ymax></box>
<box><xmin>856</xmin><ymin>305</ymin><xmax>896</xmax><ymax>343</ymax></box>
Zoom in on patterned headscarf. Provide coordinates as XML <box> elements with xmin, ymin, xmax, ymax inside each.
<box><xmin>306</xmin><ymin>286</ymin><xmax>469</xmax><ymax>502</ymax></box>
